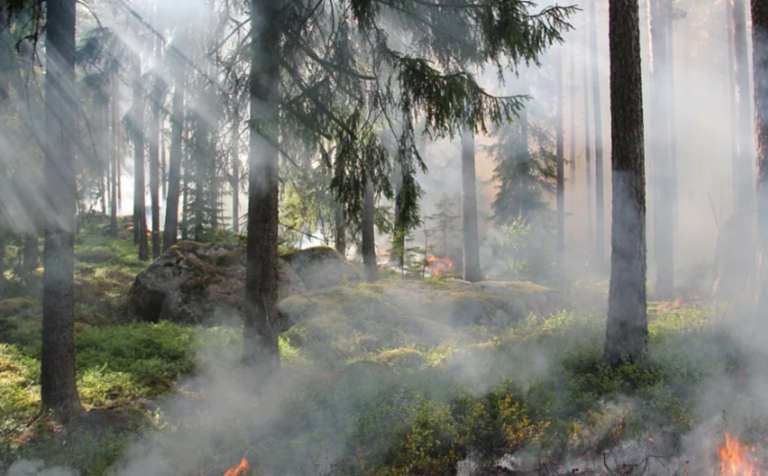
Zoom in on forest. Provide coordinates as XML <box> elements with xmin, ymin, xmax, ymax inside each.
<box><xmin>1</xmin><ymin>0</ymin><xmax>768</xmax><ymax>474</ymax></box>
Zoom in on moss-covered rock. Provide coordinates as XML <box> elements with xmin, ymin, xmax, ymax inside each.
<box><xmin>279</xmin><ymin>279</ymin><xmax>565</xmax><ymax>366</ymax></box>
<box><xmin>127</xmin><ymin>241</ymin><xmax>305</xmax><ymax>324</ymax></box>
<box><xmin>281</xmin><ymin>246</ymin><xmax>361</xmax><ymax>290</ymax></box>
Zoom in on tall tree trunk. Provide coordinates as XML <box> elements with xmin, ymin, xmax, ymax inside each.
<box><xmin>604</xmin><ymin>0</ymin><xmax>648</xmax><ymax>366</ymax></box>
<box><xmin>334</xmin><ymin>203</ymin><xmax>346</xmax><ymax>257</ymax></box>
<box><xmin>149</xmin><ymin>48</ymin><xmax>162</xmax><ymax>259</ymax></box>
<box><xmin>230</xmin><ymin>109</ymin><xmax>240</xmax><ymax>233</ymax></box>
<box><xmin>243</xmin><ymin>0</ymin><xmax>281</xmax><ymax>375</ymax></box>
<box><xmin>569</xmin><ymin>41</ymin><xmax>577</xmax><ymax>205</ymax></box>
<box><xmin>733</xmin><ymin>0</ymin><xmax>754</xmax><ymax>212</ymax></box>
<box><xmin>41</xmin><ymin>0</ymin><xmax>82</xmax><ymax>421</ymax></box>
<box><xmin>132</xmin><ymin>56</ymin><xmax>149</xmax><ymax>261</ymax></box>
<box><xmin>589</xmin><ymin>0</ymin><xmax>606</xmax><ymax>270</ymax></box>
<box><xmin>110</xmin><ymin>72</ymin><xmax>119</xmax><ymax>237</ymax></box>
<box><xmin>727</xmin><ymin>0</ymin><xmax>739</xmax><ymax>197</ymax></box>
<box><xmin>391</xmin><ymin>164</ymin><xmax>405</xmax><ymax>269</ymax></box>
<box><xmin>649</xmin><ymin>0</ymin><xmax>674</xmax><ymax>299</ymax></box>
<box><xmin>163</xmin><ymin>52</ymin><xmax>185</xmax><ymax>251</ymax></box>
<box><xmin>461</xmin><ymin>130</ymin><xmax>482</xmax><ymax>282</ymax></box>
<box><xmin>583</xmin><ymin>23</ymin><xmax>595</xmax><ymax>262</ymax></box>
<box><xmin>161</xmin><ymin>129</ymin><xmax>167</xmax><ymax>201</ymax></box>
<box><xmin>362</xmin><ymin>177</ymin><xmax>378</xmax><ymax>281</ymax></box>
<box><xmin>0</xmin><ymin>0</ymin><xmax>8</xmax><ymax>292</ymax></box>
<box><xmin>556</xmin><ymin>47</ymin><xmax>565</xmax><ymax>265</ymax></box>
<box><xmin>752</xmin><ymin>0</ymin><xmax>768</xmax><ymax>305</ymax></box>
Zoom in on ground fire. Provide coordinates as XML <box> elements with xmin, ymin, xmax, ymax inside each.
<box><xmin>426</xmin><ymin>254</ymin><xmax>453</xmax><ymax>276</ymax></box>
<box><xmin>222</xmin><ymin>456</ymin><xmax>249</xmax><ymax>476</ymax></box>
<box><xmin>719</xmin><ymin>432</ymin><xmax>760</xmax><ymax>476</ymax></box>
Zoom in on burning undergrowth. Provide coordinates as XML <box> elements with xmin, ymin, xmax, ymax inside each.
<box><xmin>6</xmin><ymin>300</ymin><xmax>768</xmax><ymax>476</ymax></box>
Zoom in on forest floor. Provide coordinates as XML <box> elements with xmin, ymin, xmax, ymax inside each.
<box><xmin>0</xmin><ymin>219</ymin><xmax>763</xmax><ymax>476</ymax></box>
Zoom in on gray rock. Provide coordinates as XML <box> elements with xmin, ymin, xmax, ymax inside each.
<box><xmin>127</xmin><ymin>241</ymin><xmax>305</xmax><ymax>324</ymax></box>
<box><xmin>281</xmin><ymin>246</ymin><xmax>361</xmax><ymax>291</ymax></box>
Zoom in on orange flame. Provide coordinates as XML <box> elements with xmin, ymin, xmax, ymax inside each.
<box><xmin>223</xmin><ymin>455</ymin><xmax>250</xmax><ymax>476</ymax></box>
<box><xmin>719</xmin><ymin>433</ymin><xmax>760</xmax><ymax>476</ymax></box>
<box><xmin>426</xmin><ymin>254</ymin><xmax>453</xmax><ymax>276</ymax></box>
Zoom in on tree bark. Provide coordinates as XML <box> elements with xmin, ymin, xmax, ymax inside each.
<box><xmin>362</xmin><ymin>177</ymin><xmax>378</xmax><ymax>281</ymax></box>
<box><xmin>0</xmin><ymin>0</ymin><xmax>8</xmax><ymax>292</ymax></box>
<box><xmin>391</xmin><ymin>163</ymin><xmax>405</xmax><ymax>269</ymax></box>
<box><xmin>132</xmin><ymin>55</ymin><xmax>149</xmax><ymax>261</ymax></box>
<box><xmin>556</xmin><ymin>47</ymin><xmax>565</xmax><ymax>265</ymax></box>
<box><xmin>589</xmin><ymin>0</ymin><xmax>606</xmax><ymax>271</ymax></box>
<box><xmin>751</xmin><ymin>0</ymin><xmax>768</xmax><ymax>306</ymax></box>
<box><xmin>583</xmin><ymin>22</ymin><xmax>595</xmax><ymax>262</ymax></box>
<box><xmin>649</xmin><ymin>0</ymin><xmax>674</xmax><ymax>299</ymax></box>
<box><xmin>461</xmin><ymin>129</ymin><xmax>482</xmax><ymax>282</ymax></box>
<box><xmin>149</xmin><ymin>45</ymin><xmax>162</xmax><ymax>259</ymax></box>
<box><xmin>334</xmin><ymin>203</ymin><xmax>346</xmax><ymax>257</ymax></box>
<box><xmin>41</xmin><ymin>0</ymin><xmax>82</xmax><ymax>421</ymax></box>
<box><xmin>110</xmin><ymin>72</ymin><xmax>119</xmax><ymax>237</ymax></box>
<box><xmin>163</xmin><ymin>51</ymin><xmax>185</xmax><ymax>251</ymax></box>
<box><xmin>727</xmin><ymin>0</ymin><xmax>739</xmax><ymax>190</ymax></box>
<box><xmin>230</xmin><ymin>109</ymin><xmax>240</xmax><ymax>233</ymax></box>
<box><xmin>569</xmin><ymin>41</ymin><xmax>577</xmax><ymax>207</ymax></box>
<box><xmin>604</xmin><ymin>0</ymin><xmax>648</xmax><ymax>366</ymax></box>
<box><xmin>733</xmin><ymin>0</ymin><xmax>754</xmax><ymax>212</ymax></box>
<box><xmin>243</xmin><ymin>0</ymin><xmax>281</xmax><ymax>376</ymax></box>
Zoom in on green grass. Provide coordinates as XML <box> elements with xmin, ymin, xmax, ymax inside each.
<box><xmin>0</xmin><ymin>218</ymin><xmax>757</xmax><ymax>475</ymax></box>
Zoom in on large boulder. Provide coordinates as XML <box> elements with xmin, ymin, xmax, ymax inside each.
<box><xmin>127</xmin><ymin>241</ymin><xmax>305</xmax><ymax>324</ymax></box>
<box><xmin>281</xmin><ymin>246</ymin><xmax>361</xmax><ymax>291</ymax></box>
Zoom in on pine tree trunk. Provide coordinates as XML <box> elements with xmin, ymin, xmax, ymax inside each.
<box><xmin>649</xmin><ymin>0</ymin><xmax>674</xmax><ymax>299</ymax></box>
<box><xmin>362</xmin><ymin>178</ymin><xmax>378</xmax><ymax>281</ymax></box>
<box><xmin>149</xmin><ymin>53</ymin><xmax>162</xmax><ymax>259</ymax></box>
<box><xmin>461</xmin><ymin>130</ymin><xmax>482</xmax><ymax>282</ymax></box>
<box><xmin>556</xmin><ymin>48</ymin><xmax>565</xmax><ymax>265</ymax></box>
<box><xmin>751</xmin><ymin>0</ymin><xmax>768</xmax><ymax>305</ymax></box>
<box><xmin>0</xmin><ymin>0</ymin><xmax>8</xmax><ymax>293</ymax></box>
<box><xmin>161</xmin><ymin>130</ymin><xmax>167</xmax><ymax>201</ymax></box>
<box><xmin>243</xmin><ymin>0</ymin><xmax>281</xmax><ymax>376</ymax></box>
<box><xmin>334</xmin><ymin>203</ymin><xmax>346</xmax><ymax>257</ymax></box>
<box><xmin>392</xmin><ymin>164</ymin><xmax>405</xmax><ymax>268</ymax></box>
<box><xmin>230</xmin><ymin>108</ymin><xmax>240</xmax><ymax>233</ymax></box>
<box><xmin>583</xmin><ymin>23</ymin><xmax>595</xmax><ymax>262</ymax></box>
<box><xmin>604</xmin><ymin>0</ymin><xmax>648</xmax><ymax>366</ymax></box>
<box><xmin>163</xmin><ymin>54</ymin><xmax>185</xmax><ymax>251</ymax></box>
<box><xmin>132</xmin><ymin>56</ymin><xmax>149</xmax><ymax>261</ymax></box>
<box><xmin>727</xmin><ymin>0</ymin><xmax>739</xmax><ymax>192</ymax></box>
<box><xmin>110</xmin><ymin>73</ymin><xmax>119</xmax><ymax>237</ymax></box>
<box><xmin>589</xmin><ymin>0</ymin><xmax>606</xmax><ymax>271</ymax></box>
<box><xmin>569</xmin><ymin>42</ymin><xmax>577</xmax><ymax>205</ymax></box>
<box><xmin>733</xmin><ymin>0</ymin><xmax>754</xmax><ymax>212</ymax></box>
<box><xmin>41</xmin><ymin>0</ymin><xmax>82</xmax><ymax>421</ymax></box>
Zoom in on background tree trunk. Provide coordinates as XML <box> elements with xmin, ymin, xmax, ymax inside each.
<box><xmin>132</xmin><ymin>53</ymin><xmax>148</xmax><ymax>261</ymax></box>
<box><xmin>589</xmin><ymin>0</ymin><xmax>606</xmax><ymax>271</ymax></box>
<box><xmin>41</xmin><ymin>0</ymin><xmax>82</xmax><ymax>421</ymax></box>
<box><xmin>605</xmin><ymin>0</ymin><xmax>648</xmax><ymax>366</ymax></box>
<box><xmin>733</xmin><ymin>0</ymin><xmax>754</xmax><ymax>212</ymax></box>
<box><xmin>461</xmin><ymin>130</ymin><xmax>482</xmax><ymax>282</ymax></box>
<box><xmin>149</xmin><ymin>48</ymin><xmax>162</xmax><ymax>259</ymax></box>
<box><xmin>163</xmin><ymin>51</ymin><xmax>185</xmax><ymax>251</ymax></box>
<box><xmin>110</xmin><ymin>73</ymin><xmax>119</xmax><ymax>237</ymax></box>
<box><xmin>335</xmin><ymin>203</ymin><xmax>346</xmax><ymax>257</ymax></box>
<box><xmin>649</xmin><ymin>0</ymin><xmax>675</xmax><ymax>299</ymax></box>
<box><xmin>556</xmin><ymin>47</ymin><xmax>565</xmax><ymax>265</ymax></box>
<box><xmin>243</xmin><ymin>0</ymin><xmax>281</xmax><ymax>376</ymax></box>
<box><xmin>362</xmin><ymin>178</ymin><xmax>378</xmax><ymax>281</ymax></box>
<box><xmin>23</xmin><ymin>233</ymin><xmax>39</xmax><ymax>275</ymax></box>
<box><xmin>751</xmin><ymin>0</ymin><xmax>768</xmax><ymax>305</ymax></box>
<box><xmin>583</xmin><ymin>23</ymin><xmax>595</xmax><ymax>262</ymax></box>
<box><xmin>230</xmin><ymin>108</ymin><xmax>240</xmax><ymax>233</ymax></box>
<box><xmin>0</xmin><ymin>0</ymin><xmax>9</xmax><ymax>292</ymax></box>
<box><xmin>569</xmin><ymin>42</ymin><xmax>577</xmax><ymax>206</ymax></box>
